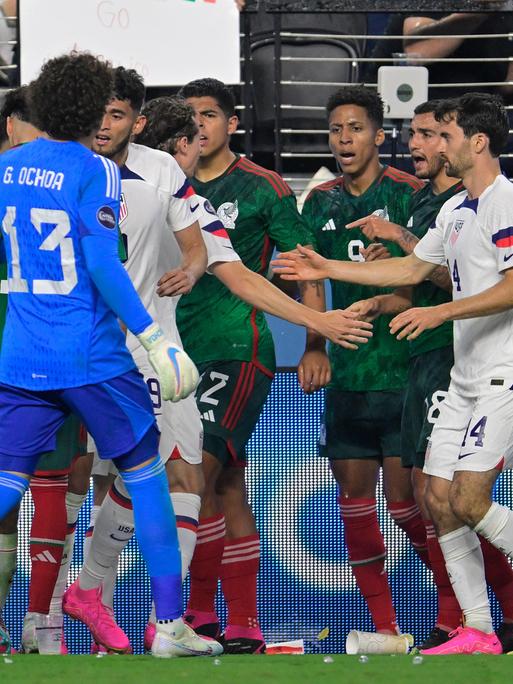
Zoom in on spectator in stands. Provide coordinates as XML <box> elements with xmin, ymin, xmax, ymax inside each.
<box><xmin>234</xmin><ymin>0</ymin><xmax>367</xmax><ymax>170</ymax></box>
<box><xmin>366</xmin><ymin>12</ymin><xmax>513</xmax><ymax>103</ymax></box>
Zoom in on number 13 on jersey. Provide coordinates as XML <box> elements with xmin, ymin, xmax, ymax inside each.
<box><xmin>2</xmin><ymin>206</ymin><xmax>78</xmax><ymax>295</ymax></box>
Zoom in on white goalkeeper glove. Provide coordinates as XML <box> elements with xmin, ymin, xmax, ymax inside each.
<box><xmin>137</xmin><ymin>322</ymin><xmax>199</xmax><ymax>402</ymax></box>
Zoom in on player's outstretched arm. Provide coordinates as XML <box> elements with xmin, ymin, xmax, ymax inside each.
<box><xmin>210</xmin><ymin>260</ymin><xmax>373</xmax><ymax>349</ymax></box>
<box><xmin>347</xmin><ymin>215</ymin><xmax>453</xmax><ymax>291</ymax></box>
<box><xmin>347</xmin><ymin>288</ymin><xmax>413</xmax><ymax>322</ymax></box>
<box><xmin>390</xmin><ymin>268</ymin><xmax>513</xmax><ymax>341</ymax></box>
<box><xmin>272</xmin><ymin>244</ymin><xmax>433</xmax><ymax>288</ymax></box>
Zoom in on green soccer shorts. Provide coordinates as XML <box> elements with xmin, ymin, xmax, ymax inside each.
<box><xmin>34</xmin><ymin>413</ymin><xmax>86</xmax><ymax>476</ymax></box>
<box><xmin>319</xmin><ymin>388</ymin><xmax>405</xmax><ymax>460</ymax></box>
<box><xmin>401</xmin><ymin>345</ymin><xmax>454</xmax><ymax>469</ymax></box>
<box><xmin>196</xmin><ymin>360</ymin><xmax>273</xmax><ymax>467</ymax></box>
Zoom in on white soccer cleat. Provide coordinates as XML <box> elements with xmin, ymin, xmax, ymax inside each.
<box><xmin>137</xmin><ymin>323</ymin><xmax>199</xmax><ymax>402</ymax></box>
<box><xmin>151</xmin><ymin>618</ymin><xmax>223</xmax><ymax>658</ymax></box>
<box><xmin>21</xmin><ymin>611</ymin><xmax>66</xmax><ymax>654</ymax></box>
<box><xmin>21</xmin><ymin>612</ymin><xmax>38</xmax><ymax>653</ymax></box>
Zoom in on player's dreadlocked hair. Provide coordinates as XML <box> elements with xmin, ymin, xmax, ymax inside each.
<box><xmin>178</xmin><ymin>78</ymin><xmax>236</xmax><ymax>118</ymax></box>
<box><xmin>113</xmin><ymin>66</ymin><xmax>145</xmax><ymax>112</ymax></box>
<box><xmin>31</xmin><ymin>52</ymin><xmax>113</xmax><ymax>141</ymax></box>
<box><xmin>326</xmin><ymin>86</ymin><xmax>384</xmax><ymax>129</ymax></box>
<box><xmin>434</xmin><ymin>93</ymin><xmax>509</xmax><ymax>158</ymax></box>
<box><xmin>136</xmin><ymin>96</ymin><xmax>197</xmax><ymax>154</ymax></box>
<box><xmin>1</xmin><ymin>85</ymin><xmax>36</xmax><ymax>124</ymax></box>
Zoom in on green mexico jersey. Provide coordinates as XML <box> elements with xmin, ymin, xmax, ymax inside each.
<box><xmin>407</xmin><ymin>181</ymin><xmax>463</xmax><ymax>357</ymax></box>
<box><xmin>177</xmin><ymin>155</ymin><xmax>313</xmax><ymax>374</ymax></box>
<box><xmin>303</xmin><ymin>166</ymin><xmax>423</xmax><ymax>391</ymax></box>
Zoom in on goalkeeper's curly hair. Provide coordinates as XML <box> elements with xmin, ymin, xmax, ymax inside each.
<box><xmin>31</xmin><ymin>52</ymin><xmax>113</xmax><ymax>141</ymax></box>
<box><xmin>136</xmin><ymin>96</ymin><xmax>197</xmax><ymax>154</ymax></box>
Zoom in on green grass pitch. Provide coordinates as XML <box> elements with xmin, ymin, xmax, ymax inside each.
<box><xmin>1</xmin><ymin>654</ymin><xmax>511</xmax><ymax>684</ymax></box>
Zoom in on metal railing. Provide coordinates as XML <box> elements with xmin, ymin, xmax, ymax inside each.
<box><xmin>237</xmin><ymin>11</ymin><xmax>513</xmax><ymax>185</ymax></box>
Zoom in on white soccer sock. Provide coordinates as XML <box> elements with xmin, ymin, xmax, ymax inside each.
<box><xmin>474</xmin><ymin>502</ymin><xmax>513</xmax><ymax>557</ymax></box>
<box><xmin>438</xmin><ymin>526</ymin><xmax>493</xmax><ymax>633</ymax></box>
<box><xmin>171</xmin><ymin>492</ymin><xmax>201</xmax><ymax>581</ymax></box>
<box><xmin>79</xmin><ymin>481</ymin><xmax>134</xmax><ymax>601</ymax></box>
<box><xmin>0</xmin><ymin>532</ymin><xmax>17</xmax><ymax>610</ymax></box>
<box><xmin>49</xmin><ymin>491</ymin><xmax>87</xmax><ymax>615</ymax></box>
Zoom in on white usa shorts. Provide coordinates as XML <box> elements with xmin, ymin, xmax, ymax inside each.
<box><xmin>91</xmin><ymin>358</ymin><xmax>203</xmax><ymax>476</ymax></box>
<box><xmin>423</xmin><ymin>381</ymin><xmax>513</xmax><ymax>481</ymax></box>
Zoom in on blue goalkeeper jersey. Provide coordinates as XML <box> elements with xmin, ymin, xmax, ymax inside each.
<box><xmin>0</xmin><ymin>138</ymin><xmax>136</xmax><ymax>390</ymax></box>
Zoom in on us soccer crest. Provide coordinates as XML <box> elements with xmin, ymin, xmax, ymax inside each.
<box><xmin>449</xmin><ymin>219</ymin><xmax>464</xmax><ymax>246</ymax></box>
<box><xmin>372</xmin><ymin>206</ymin><xmax>389</xmax><ymax>220</ymax></box>
<box><xmin>217</xmin><ymin>200</ymin><xmax>238</xmax><ymax>230</ymax></box>
<box><xmin>119</xmin><ymin>192</ymin><xmax>128</xmax><ymax>225</ymax></box>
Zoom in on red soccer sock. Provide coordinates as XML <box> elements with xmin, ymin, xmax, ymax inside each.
<box><xmin>481</xmin><ymin>536</ymin><xmax>513</xmax><ymax>621</ymax></box>
<box><xmin>220</xmin><ymin>533</ymin><xmax>260</xmax><ymax>629</ymax></box>
<box><xmin>388</xmin><ymin>499</ymin><xmax>430</xmax><ymax>568</ymax></box>
<box><xmin>424</xmin><ymin>520</ymin><xmax>462</xmax><ymax>631</ymax></box>
<box><xmin>28</xmin><ymin>475</ymin><xmax>68</xmax><ymax>614</ymax></box>
<box><xmin>187</xmin><ymin>514</ymin><xmax>225</xmax><ymax>614</ymax></box>
<box><xmin>339</xmin><ymin>497</ymin><xmax>397</xmax><ymax>634</ymax></box>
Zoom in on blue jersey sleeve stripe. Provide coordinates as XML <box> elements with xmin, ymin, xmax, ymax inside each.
<box><xmin>112</xmin><ymin>160</ymin><xmax>120</xmax><ymax>200</ymax></box>
<box><xmin>108</xmin><ymin>158</ymin><xmax>118</xmax><ymax>200</ymax></box>
<box><xmin>109</xmin><ymin>158</ymin><xmax>120</xmax><ymax>200</ymax></box>
<box><xmin>202</xmin><ymin>218</ymin><xmax>227</xmax><ymax>235</ymax></box>
<box><xmin>492</xmin><ymin>226</ymin><xmax>513</xmax><ymax>245</ymax></box>
<box><xmin>97</xmin><ymin>155</ymin><xmax>112</xmax><ymax>198</ymax></box>
<box><xmin>97</xmin><ymin>155</ymin><xmax>120</xmax><ymax>201</ymax></box>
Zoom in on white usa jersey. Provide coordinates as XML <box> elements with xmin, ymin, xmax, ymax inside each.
<box><xmin>414</xmin><ymin>174</ymin><xmax>513</xmax><ymax>395</ymax></box>
<box><xmin>119</xmin><ymin>143</ymin><xmax>198</xmax><ymax>355</ymax></box>
<box><xmin>157</xmin><ymin>193</ymin><xmax>241</xmax><ymax>343</ymax></box>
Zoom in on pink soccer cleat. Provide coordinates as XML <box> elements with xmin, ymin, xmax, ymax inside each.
<box><xmin>63</xmin><ymin>580</ymin><xmax>131</xmax><ymax>654</ymax></box>
<box><xmin>144</xmin><ymin>622</ymin><xmax>156</xmax><ymax>653</ymax></box>
<box><xmin>90</xmin><ymin>640</ymin><xmax>108</xmax><ymax>655</ymax></box>
<box><xmin>420</xmin><ymin>626</ymin><xmax>502</xmax><ymax>655</ymax></box>
<box><xmin>220</xmin><ymin>625</ymin><xmax>266</xmax><ymax>654</ymax></box>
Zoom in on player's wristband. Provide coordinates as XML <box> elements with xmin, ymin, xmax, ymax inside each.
<box><xmin>137</xmin><ymin>322</ymin><xmax>165</xmax><ymax>351</ymax></box>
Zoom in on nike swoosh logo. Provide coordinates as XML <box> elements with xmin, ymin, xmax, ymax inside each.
<box><xmin>504</xmin><ymin>253</ymin><xmax>513</xmax><ymax>262</ymax></box>
<box><xmin>167</xmin><ymin>347</ymin><xmax>181</xmax><ymax>393</ymax></box>
<box><xmin>110</xmin><ymin>534</ymin><xmax>132</xmax><ymax>542</ymax></box>
<box><xmin>190</xmin><ymin>203</ymin><xmax>199</xmax><ymax>212</ymax></box>
<box><xmin>459</xmin><ymin>452</ymin><xmax>476</xmax><ymax>459</ymax></box>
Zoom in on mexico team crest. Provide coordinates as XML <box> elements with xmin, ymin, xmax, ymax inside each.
<box><xmin>217</xmin><ymin>200</ymin><xmax>238</xmax><ymax>230</ymax></box>
<box><xmin>372</xmin><ymin>206</ymin><xmax>389</xmax><ymax>220</ymax></box>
